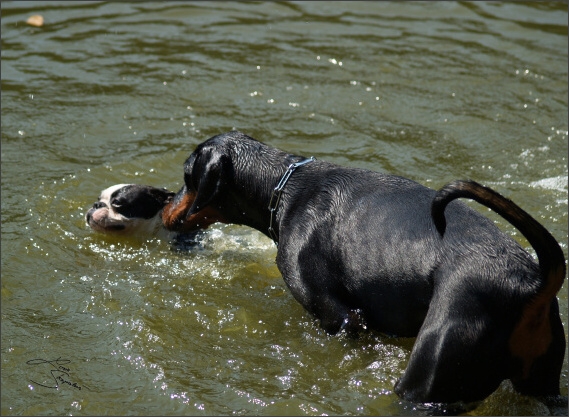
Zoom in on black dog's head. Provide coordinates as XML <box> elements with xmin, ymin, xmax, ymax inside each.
<box><xmin>161</xmin><ymin>137</ymin><xmax>232</xmax><ymax>233</ymax></box>
<box><xmin>161</xmin><ymin>131</ymin><xmax>291</xmax><ymax>234</ymax></box>
<box><xmin>86</xmin><ymin>184</ymin><xmax>174</xmax><ymax>236</ymax></box>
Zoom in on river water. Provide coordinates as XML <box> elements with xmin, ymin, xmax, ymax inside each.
<box><xmin>1</xmin><ymin>1</ymin><xmax>567</xmax><ymax>415</ymax></box>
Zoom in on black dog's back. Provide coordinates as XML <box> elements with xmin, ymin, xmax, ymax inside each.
<box><xmin>278</xmin><ymin>168</ymin><xmax>439</xmax><ymax>335</ymax></box>
<box><xmin>278</xmin><ymin>166</ymin><xmax>536</xmax><ymax>337</ymax></box>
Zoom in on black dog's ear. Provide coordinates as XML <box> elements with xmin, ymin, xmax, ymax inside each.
<box><xmin>186</xmin><ymin>147</ymin><xmax>230</xmax><ymax>216</ymax></box>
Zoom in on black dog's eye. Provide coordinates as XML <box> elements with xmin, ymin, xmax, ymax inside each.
<box><xmin>111</xmin><ymin>199</ymin><xmax>122</xmax><ymax>208</ymax></box>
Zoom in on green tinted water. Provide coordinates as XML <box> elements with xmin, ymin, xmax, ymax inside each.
<box><xmin>2</xmin><ymin>2</ymin><xmax>567</xmax><ymax>415</ymax></box>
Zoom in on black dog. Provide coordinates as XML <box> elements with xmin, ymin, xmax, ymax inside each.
<box><xmin>162</xmin><ymin>131</ymin><xmax>565</xmax><ymax>405</ymax></box>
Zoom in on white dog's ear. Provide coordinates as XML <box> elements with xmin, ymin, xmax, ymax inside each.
<box><xmin>147</xmin><ymin>187</ymin><xmax>175</xmax><ymax>205</ymax></box>
<box><xmin>164</xmin><ymin>189</ymin><xmax>175</xmax><ymax>205</ymax></box>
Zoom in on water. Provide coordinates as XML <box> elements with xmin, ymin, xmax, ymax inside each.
<box><xmin>1</xmin><ymin>1</ymin><xmax>567</xmax><ymax>415</ymax></box>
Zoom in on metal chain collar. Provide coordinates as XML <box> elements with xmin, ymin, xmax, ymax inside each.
<box><xmin>268</xmin><ymin>156</ymin><xmax>315</xmax><ymax>244</ymax></box>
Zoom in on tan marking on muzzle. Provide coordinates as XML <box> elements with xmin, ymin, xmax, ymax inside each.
<box><xmin>162</xmin><ymin>192</ymin><xmax>196</xmax><ymax>231</ymax></box>
<box><xmin>162</xmin><ymin>192</ymin><xmax>226</xmax><ymax>232</ymax></box>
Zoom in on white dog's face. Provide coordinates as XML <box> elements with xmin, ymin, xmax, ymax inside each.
<box><xmin>86</xmin><ymin>184</ymin><xmax>174</xmax><ymax>237</ymax></box>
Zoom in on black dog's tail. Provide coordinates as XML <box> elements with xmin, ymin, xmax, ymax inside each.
<box><xmin>431</xmin><ymin>180</ymin><xmax>565</xmax><ymax>302</ymax></box>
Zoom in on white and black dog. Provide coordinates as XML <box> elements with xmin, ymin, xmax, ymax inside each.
<box><xmin>86</xmin><ymin>184</ymin><xmax>201</xmax><ymax>247</ymax></box>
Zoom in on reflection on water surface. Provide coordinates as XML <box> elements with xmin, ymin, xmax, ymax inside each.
<box><xmin>2</xmin><ymin>1</ymin><xmax>567</xmax><ymax>415</ymax></box>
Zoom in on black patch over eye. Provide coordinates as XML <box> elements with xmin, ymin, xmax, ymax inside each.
<box><xmin>112</xmin><ymin>185</ymin><xmax>172</xmax><ymax>219</ymax></box>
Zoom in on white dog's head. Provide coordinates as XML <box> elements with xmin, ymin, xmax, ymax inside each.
<box><xmin>86</xmin><ymin>184</ymin><xmax>174</xmax><ymax>237</ymax></box>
